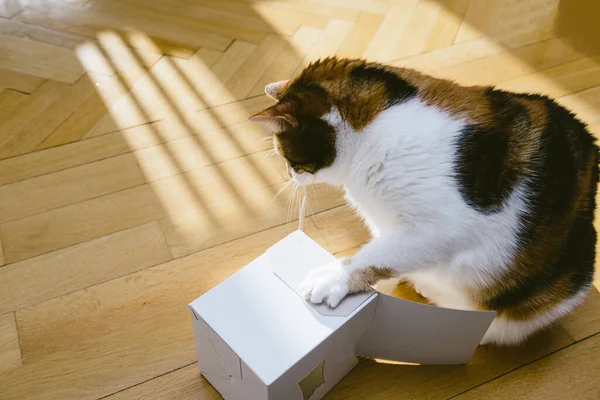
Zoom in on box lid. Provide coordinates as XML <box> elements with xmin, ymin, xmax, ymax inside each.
<box><xmin>188</xmin><ymin>231</ymin><xmax>376</xmax><ymax>386</ymax></box>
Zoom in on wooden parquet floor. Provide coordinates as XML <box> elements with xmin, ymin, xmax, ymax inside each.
<box><xmin>0</xmin><ymin>0</ymin><xmax>599</xmax><ymax>399</ymax></box>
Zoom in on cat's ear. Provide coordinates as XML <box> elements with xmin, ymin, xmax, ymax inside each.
<box><xmin>264</xmin><ymin>80</ymin><xmax>289</xmax><ymax>100</ymax></box>
<box><xmin>249</xmin><ymin>103</ymin><xmax>298</xmax><ymax>131</ymax></box>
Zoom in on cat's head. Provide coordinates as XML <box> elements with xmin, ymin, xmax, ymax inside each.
<box><xmin>249</xmin><ymin>77</ymin><xmax>341</xmax><ymax>186</ymax></box>
<box><xmin>250</xmin><ymin>58</ymin><xmax>418</xmax><ymax>186</ymax></box>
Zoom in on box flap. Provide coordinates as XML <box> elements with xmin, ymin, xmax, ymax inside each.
<box><xmin>190</xmin><ymin>312</ymin><xmax>242</xmax><ymax>379</ymax></box>
<box><xmin>267</xmin><ymin>230</ymin><xmax>375</xmax><ymax>317</ymax></box>
<box><xmin>188</xmin><ymin>232</ymin><xmax>375</xmax><ymax>386</ymax></box>
<box><xmin>356</xmin><ymin>294</ymin><xmax>496</xmax><ymax>364</ymax></box>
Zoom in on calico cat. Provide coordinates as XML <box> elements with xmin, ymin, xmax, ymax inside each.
<box><xmin>250</xmin><ymin>57</ymin><xmax>598</xmax><ymax>346</ymax></box>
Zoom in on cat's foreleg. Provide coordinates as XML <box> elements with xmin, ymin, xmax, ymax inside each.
<box><xmin>299</xmin><ymin>230</ymin><xmax>444</xmax><ymax>307</ymax></box>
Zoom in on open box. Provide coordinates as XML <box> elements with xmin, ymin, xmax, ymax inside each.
<box><xmin>188</xmin><ymin>231</ymin><xmax>496</xmax><ymax>400</ymax></box>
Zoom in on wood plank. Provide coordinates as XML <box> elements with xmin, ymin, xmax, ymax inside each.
<box><xmin>104</xmin><ymin>364</ymin><xmax>219</xmax><ymax>400</ymax></box>
<box><xmin>0</xmin><ymin>233</ymin><xmax>3</xmax><ymax>266</ymax></box>
<box><xmin>151</xmin><ymin>113</ymin><xmax>273</xmax><ymax>168</ymax></box>
<box><xmin>76</xmin><ymin>58</ymin><xmax>193</xmax><ymax>134</ymax></box>
<box><xmin>0</xmin><ymin>19</ymin><xmax>84</xmax><ymax>50</ymax></box>
<box><xmin>245</xmin><ymin>3</ymin><xmax>332</xmax><ymax>33</ymax></box>
<box><xmin>0</xmin><ymin>90</ymin><xmax>28</xmax><ymax>124</ymax></box>
<box><xmin>120</xmin><ymin>104</ymin><xmax>272</xmax><ymax>155</ymax></box>
<box><xmin>454</xmin><ymin>0</ymin><xmax>557</xmax><ymax>45</ymax></box>
<box><xmin>118</xmin><ymin>57</ymin><xmax>206</xmax><ymax>122</ymax></box>
<box><xmin>95</xmin><ymin>0</ymin><xmax>269</xmax><ymax>42</ymax></box>
<box><xmin>38</xmin><ymin>94</ymin><xmax>110</xmax><ymax>149</ymax></box>
<box><xmin>311</xmin><ymin>204</ymin><xmax>371</xmax><ymax>254</ymax></box>
<box><xmin>0</xmin><ymin>154</ymin><xmax>146</xmax><ymax>224</ymax></box>
<box><xmin>336</xmin><ymin>12</ymin><xmax>385</xmax><ymax>58</ymax></box>
<box><xmin>124</xmin><ymin>30</ymin><xmax>199</xmax><ymax>59</ymax></box>
<box><xmin>0</xmin><ymin>69</ymin><xmax>45</xmax><ymax>93</ymax></box>
<box><xmin>0</xmin><ymin>81</ymin><xmax>67</xmax><ymax>150</ymax></box>
<box><xmin>497</xmin><ymin>56</ymin><xmax>600</xmax><ymax>99</ymax></box>
<box><xmin>422</xmin><ymin>0</ymin><xmax>471</xmax><ymax>53</ymax></box>
<box><xmin>0</xmin><ymin>185</ymin><xmax>162</xmax><ymax>263</ymax></box>
<box><xmin>192</xmin><ymin>48</ymin><xmax>223</xmax><ymax>67</ymax></box>
<box><xmin>216</xmin><ymin>34</ymin><xmax>286</xmax><ymax>104</ymax></box>
<box><xmin>52</xmin><ymin>114</ymin><xmax>269</xmax><ymax>181</ymax></box>
<box><xmin>391</xmin><ymin>28</ymin><xmax>555</xmax><ymax>73</ymax></box>
<box><xmin>0</xmin><ymin>312</ymin><xmax>21</xmax><ymax>374</ymax></box>
<box><xmin>11</xmin><ymin>116</ymin><xmax>271</xmax><ymax>189</ymax></box>
<box><xmin>0</xmin><ymin>33</ymin><xmax>85</xmax><ymax>84</ymax></box>
<box><xmin>293</xmin><ymin>20</ymin><xmax>354</xmax><ymax>75</ymax></box>
<box><xmin>298</xmin><ymin>0</ymin><xmax>391</xmax><ymax>14</ymax></box>
<box><xmin>1</xmin><ymin>221</ymin><xmax>322</xmax><ymax>400</ymax></box>
<box><xmin>19</xmin><ymin>2</ymin><xmax>232</xmax><ymax>52</ymax></box>
<box><xmin>0</xmin><ymin>76</ymin><xmax>98</xmax><ymax>159</ymax></box>
<box><xmin>77</xmin><ymin>31</ymin><xmax>163</xmax><ymax>82</ymax></box>
<box><xmin>0</xmin><ymin>132</ymin><xmax>129</xmax><ymax>186</ymax></box>
<box><xmin>362</xmin><ymin>1</ymin><xmax>420</xmax><ymax>61</ymax></box>
<box><xmin>61</xmin><ymin>64</ymin><xmax>163</xmax><ymax>140</ymax></box>
<box><xmin>248</xmin><ymin>26</ymin><xmax>321</xmax><ymax>97</ymax></box>
<box><xmin>172</xmin><ymin>40</ymin><xmax>257</xmax><ymax>111</ymax></box>
<box><xmin>132</xmin><ymin>121</ymin><xmax>272</xmax><ymax>182</ymax></box>
<box><xmin>453</xmin><ymin>334</ymin><xmax>600</xmax><ymax>400</ymax></box>
<box><xmin>560</xmin><ymin>287</ymin><xmax>600</xmax><ymax>341</ymax></box>
<box><xmin>60</xmin><ymin>72</ymin><xmax>164</xmax><ymax>138</ymax></box>
<box><xmin>429</xmin><ymin>38</ymin><xmax>586</xmax><ymax>86</ymax></box>
<box><xmin>0</xmin><ymin>222</ymin><xmax>171</xmax><ymax>315</ymax></box>
<box><xmin>85</xmin><ymin>88</ymin><xmax>273</xmax><ymax>139</ymax></box>
<box><xmin>454</xmin><ymin>0</ymin><xmax>504</xmax><ymax>43</ymax></box>
<box><xmin>108</xmin><ymin>0</ymin><xmax>274</xmax><ymax>41</ymax></box>
<box><xmin>254</xmin><ymin>0</ymin><xmax>361</xmax><ymax>21</ymax></box>
<box><xmin>388</xmin><ymin>0</ymin><xmax>446</xmax><ymax>60</ymax></box>
<box><xmin>193</xmin><ymin>95</ymin><xmax>275</xmax><ymax>134</ymax></box>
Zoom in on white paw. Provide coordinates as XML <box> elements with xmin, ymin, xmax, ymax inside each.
<box><xmin>299</xmin><ymin>259</ymin><xmax>350</xmax><ymax>308</ymax></box>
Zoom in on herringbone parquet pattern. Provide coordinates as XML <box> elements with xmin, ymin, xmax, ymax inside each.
<box><xmin>0</xmin><ymin>1</ymin><xmax>599</xmax><ymax>399</ymax></box>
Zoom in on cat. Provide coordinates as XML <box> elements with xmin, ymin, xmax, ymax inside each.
<box><xmin>250</xmin><ymin>57</ymin><xmax>598</xmax><ymax>346</ymax></box>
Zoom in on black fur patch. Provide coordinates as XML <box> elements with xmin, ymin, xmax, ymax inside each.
<box><xmin>484</xmin><ymin>93</ymin><xmax>598</xmax><ymax>310</ymax></box>
<box><xmin>349</xmin><ymin>64</ymin><xmax>417</xmax><ymax>107</ymax></box>
<box><xmin>454</xmin><ymin>88</ymin><xmax>529</xmax><ymax>213</ymax></box>
<box><xmin>276</xmin><ymin>118</ymin><xmax>336</xmax><ymax>174</ymax></box>
<box><xmin>273</xmin><ymin>83</ymin><xmax>337</xmax><ymax>174</ymax></box>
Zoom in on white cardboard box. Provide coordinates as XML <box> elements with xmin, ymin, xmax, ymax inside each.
<box><xmin>189</xmin><ymin>231</ymin><xmax>496</xmax><ymax>400</ymax></box>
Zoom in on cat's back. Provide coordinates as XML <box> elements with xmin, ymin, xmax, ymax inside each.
<box><xmin>395</xmin><ymin>64</ymin><xmax>599</xmax><ymax>322</ymax></box>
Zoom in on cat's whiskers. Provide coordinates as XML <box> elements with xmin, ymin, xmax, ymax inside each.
<box><xmin>258</xmin><ymin>136</ymin><xmax>274</xmax><ymax>143</ymax></box>
<box><xmin>286</xmin><ymin>183</ymin><xmax>299</xmax><ymax>228</ymax></box>
<box><xmin>262</xmin><ymin>149</ymin><xmax>277</xmax><ymax>161</ymax></box>
<box><xmin>272</xmin><ymin>179</ymin><xmax>293</xmax><ymax>202</ymax></box>
<box><xmin>304</xmin><ymin>185</ymin><xmax>318</xmax><ymax>228</ymax></box>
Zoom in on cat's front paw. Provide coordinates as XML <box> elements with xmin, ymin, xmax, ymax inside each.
<box><xmin>299</xmin><ymin>259</ymin><xmax>350</xmax><ymax>308</ymax></box>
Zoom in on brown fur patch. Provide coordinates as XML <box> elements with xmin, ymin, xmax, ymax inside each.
<box><xmin>348</xmin><ymin>266</ymin><xmax>398</xmax><ymax>293</ymax></box>
<box><xmin>394</xmin><ymin>67</ymin><xmax>495</xmax><ymax>126</ymax></box>
<box><xmin>288</xmin><ymin>58</ymin><xmax>418</xmax><ymax>131</ymax></box>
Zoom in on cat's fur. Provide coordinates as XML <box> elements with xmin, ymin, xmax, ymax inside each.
<box><xmin>250</xmin><ymin>57</ymin><xmax>598</xmax><ymax>346</ymax></box>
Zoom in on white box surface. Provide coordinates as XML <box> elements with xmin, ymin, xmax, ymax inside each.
<box><xmin>189</xmin><ymin>231</ymin><xmax>496</xmax><ymax>400</ymax></box>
